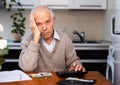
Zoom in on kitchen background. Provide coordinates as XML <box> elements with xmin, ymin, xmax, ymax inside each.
<box><xmin>0</xmin><ymin>0</ymin><xmax>114</xmax><ymax>42</ymax></box>
<box><xmin>0</xmin><ymin>0</ymin><xmax>118</xmax><ymax>83</ymax></box>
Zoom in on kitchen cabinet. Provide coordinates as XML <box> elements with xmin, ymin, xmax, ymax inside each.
<box><xmin>6</xmin><ymin>0</ymin><xmax>40</xmax><ymax>9</ymax></box>
<box><xmin>73</xmin><ymin>42</ymin><xmax>110</xmax><ymax>76</ymax></box>
<box><xmin>76</xmin><ymin>49</ymin><xmax>108</xmax><ymax>76</ymax></box>
<box><xmin>69</xmin><ymin>0</ymin><xmax>107</xmax><ymax>10</ymax></box>
<box><xmin>40</xmin><ymin>0</ymin><xmax>69</xmax><ymax>9</ymax></box>
<box><xmin>1</xmin><ymin>42</ymin><xmax>109</xmax><ymax>74</ymax></box>
<box><xmin>2</xmin><ymin>49</ymin><xmax>108</xmax><ymax>73</ymax></box>
<box><xmin>6</xmin><ymin>0</ymin><xmax>107</xmax><ymax>10</ymax></box>
<box><xmin>1</xmin><ymin>42</ymin><xmax>21</xmax><ymax>71</ymax></box>
<box><xmin>1</xmin><ymin>49</ymin><xmax>21</xmax><ymax>71</ymax></box>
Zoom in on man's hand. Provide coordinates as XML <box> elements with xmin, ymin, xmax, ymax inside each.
<box><xmin>30</xmin><ymin>13</ymin><xmax>40</xmax><ymax>44</ymax></box>
<box><xmin>69</xmin><ymin>62</ymin><xmax>86</xmax><ymax>72</ymax></box>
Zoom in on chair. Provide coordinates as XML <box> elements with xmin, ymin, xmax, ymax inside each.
<box><xmin>106</xmin><ymin>45</ymin><xmax>115</xmax><ymax>83</ymax></box>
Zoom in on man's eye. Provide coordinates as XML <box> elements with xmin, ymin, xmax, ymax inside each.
<box><xmin>46</xmin><ymin>20</ymin><xmax>51</xmax><ymax>24</ymax></box>
<box><xmin>36</xmin><ymin>23</ymin><xmax>42</xmax><ymax>26</ymax></box>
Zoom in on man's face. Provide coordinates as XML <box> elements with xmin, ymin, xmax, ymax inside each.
<box><xmin>34</xmin><ymin>10</ymin><xmax>55</xmax><ymax>40</ymax></box>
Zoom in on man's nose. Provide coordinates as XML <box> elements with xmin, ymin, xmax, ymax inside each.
<box><xmin>42</xmin><ymin>23</ymin><xmax>47</xmax><ymax>31</ymax></box>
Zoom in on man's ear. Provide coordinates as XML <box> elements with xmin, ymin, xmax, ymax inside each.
<box><xmin>53</xmin><ymin>16</ymin><xmax>56</xmax><ymax>22</ymax></box>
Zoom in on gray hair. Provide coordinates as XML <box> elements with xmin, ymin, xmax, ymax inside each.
<box><xmin>31</xmin><ymin>5</ymin><xmax>54</xmax><ymax>19</ymax></box>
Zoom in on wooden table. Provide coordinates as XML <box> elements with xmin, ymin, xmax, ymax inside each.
<box><xmin>0</xmin><ymin>71</ymin><xmax>113</xmax><ymax>85</ymax></box>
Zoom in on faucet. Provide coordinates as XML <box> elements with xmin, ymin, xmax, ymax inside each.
<box><xmin>73</xmin><ymin>30</ymin><xmax>85</xmax><ymax>41</ymax></box>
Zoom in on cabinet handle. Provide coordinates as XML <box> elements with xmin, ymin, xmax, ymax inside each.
<box><xmin>80</xmin><ymin>5</ymin><xmax>102</xmax><ymax>7</ymax></box>
<box><xmin>9</xmin><ymin>4</ymin><xmax>34</xmax><ymax>7</ymax></box>
<box><xmin>5</xmin><ymin>59</ymin><xmax>18</xmax><ymax>62</ymax></box>
<box><xmin>47</xmin><ymin>5</ymin><xmax>68</xmax><ymax>7</ymax></box>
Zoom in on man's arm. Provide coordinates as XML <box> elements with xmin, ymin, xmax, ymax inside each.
<box><xmin>19</xmin><ymin>13</ymin><xmax>41</xmax><ymax>71</ymax></box>
<box><xmin>64</xmin><ymin>34</ymin><xmax>85</xmax><ymax>72</ymax></box>
<box><xmin>19</xmin><ymin>35</ymin><xmax>40</xmax><ymax>71</ymax></box>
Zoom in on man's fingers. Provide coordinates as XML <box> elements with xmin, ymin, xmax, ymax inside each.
<box><xmin>75</xmin><ymin>64</ymin><xmax>79</xmax><ymax>71</ymax></box>
<box><xmin>69</xmin><ymin>66</ymin><xmax>74</xmax><ymax>71</ymax></box>
<box><xmin>29</xmin><ymin>13</ymin><xmax>39</xmax><ymax>35</ymax></box>
<box><xmin>82</xmin><ymin>67</ymin><xmax>86</xmax><ymax>72</ymax></box>
<box><xmin>30</xmin><ymin>13</ymin><xmax>37</xmax><ymax>28</ymax></box>
<box><xmin>30</xmin><ymin>14</ymin><xmax>34</xmax><ymax>25</ymax></box>
<box><xmin>76</xmin><ymin>64</ymin><xmax>82</xmax><ymax>71</ymax></box>
<box><xmin>69</xmin><ymin>62</ymin><xmax>86</xmax><ymax>72</ymax></box>
<box><xmin>69</xmin><ymin>62</ymin><xmax>79</xmax><ymax>71</ymax></box>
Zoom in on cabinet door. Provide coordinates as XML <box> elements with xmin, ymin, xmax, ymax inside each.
<box><xmin>76</xmin><ymin>49</ymin><xmax>108</xmax><ymax>76</ymax></box>
<box><xmin>6</xmin><ymin>0</ymin><xmax>40</xmax><ymax>9</ymax></box>
<box><xmin>2</xmin><ymin>49</ymin><xmax>21</xmax><ymax>71</ymax></box>
<box><xmin>40</xmin><ymin>0</ymin><xmax>69</xmax><ymax>9</ymax></box>
<box><xmin>4</xmin><ymin>49</ymin><xmax>21</xmax><ymax>59</ymax></box>
<box><xmin>1</xmin><ymin>62</ymin><xmax>22</xmax><ymax>71</ymax></box>
<box><xmin>76</xmin><ymin>50</ymin><xmax>108</xmax><ymax>59</ymax></box>
<box><xmin>70</xmin><ymin>0</ymin><xmax>107</xmax><ymax>10</ymax></box>
<box><xmin>83</xmin><ymin>63</ymin><xmax>107</xmax><ymax>76</ymax></box>
<box><xmin>19</xmin><ymin>0</ymin><xmax>40</xmax><ymax>8</ymax></box>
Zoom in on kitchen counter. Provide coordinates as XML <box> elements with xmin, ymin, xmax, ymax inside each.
<box><xmin>8</xmin><ymin>42</ymin><xmax>21</xmax><ymax>49</ymax></box>
<box><xmin>7</xmin><ymin>41</ymin><xmax>111</xmax><ymax>50</ymax></box>
<box><xmin>73</xmin><ymin>42</ymin><xmax>111</xmax><ymax>50</ymax></box>
<box><xmin>5</xmin><ymin>41</ymin><xmax>110</xmax><ymax>75</ymax></box>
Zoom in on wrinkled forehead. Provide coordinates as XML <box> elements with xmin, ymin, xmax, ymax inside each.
<box><xmin>34</xmin><ymin>10</ymin><xmax>52</xmax><ymax>22</ymax></box>
<box><xmin>31</xmin><ymin>6</ymin><xmax>53</xmax><ymax>18</ymax></box>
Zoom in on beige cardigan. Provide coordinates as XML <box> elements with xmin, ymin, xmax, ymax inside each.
<box><xmin>19</xmin><ymin>30</ymin><xmax>81</xmax><ymax>72</ymax></box>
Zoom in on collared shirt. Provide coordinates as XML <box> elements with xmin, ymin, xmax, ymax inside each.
<box><xmin>41</xmin><ymin>30</ymin><xmax>60</xmax><ymax>53</ymax></box>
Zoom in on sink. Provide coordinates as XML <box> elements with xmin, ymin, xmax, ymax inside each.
<box><xmin>72</xmin><ymin>40</ymin><xmax>100</xmax><ymax>43</ymax></box>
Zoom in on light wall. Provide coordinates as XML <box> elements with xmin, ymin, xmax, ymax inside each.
<box><xmin>102</xmin><ymin>0</ymin><xmax>115</xmax><ymax>42</ymax></box>
<box><xmin>54</xmin><ymin>10</ymin><xmax>105</xmax><ymax>41</ymax></box>
<box><xmin>0</xmin><ymin>9</ymin><xmax>106</xmax><ymax>41</ymax></box>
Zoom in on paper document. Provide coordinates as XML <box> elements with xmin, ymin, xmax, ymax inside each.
<box><xmin>0</xmin><ymin>70</ymin><xmax>32</xmax><ymax>83</ymax></box>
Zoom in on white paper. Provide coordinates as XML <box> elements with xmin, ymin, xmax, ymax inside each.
<box><xmin>0</xmin><ymin>70</ymin><xmax>32</xmax><ymax>83</ymax></box>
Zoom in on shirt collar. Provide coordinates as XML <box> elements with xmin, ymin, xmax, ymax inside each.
<box><xmin>54</xmin><ymin>29</ymin><xmax>60</xmax><ymax>40</ymax></box>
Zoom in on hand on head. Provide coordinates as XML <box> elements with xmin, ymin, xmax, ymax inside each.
<box><xmin>30</xmin><ymin>13</ymin><xmax>40</xmax><ymax>35</ymax></box>
<box><xmin>29</xmin><ymin>12</ymin><xmax>41</xmax><ymax>43</ymax></box>
<box><xmin>69</xmin><ymin>62</ymin><xmax>86</xmax><ymax>72</ymax></box>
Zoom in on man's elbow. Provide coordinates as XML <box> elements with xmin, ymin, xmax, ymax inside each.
<box><xmin>19</xmin><ymin>63</ymin><xmax>36</xmax><ymax>72</ymax></box>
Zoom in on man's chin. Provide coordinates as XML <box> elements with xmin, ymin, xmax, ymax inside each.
<box><xmin>41</xmin><ymin>34</ymin><xmax>52</xmax><ymax>40</ymax></box>
<box><xmin>42</xmin><ymin>36</ymin><xmax>49</xmax><ymax>40</ymax></box>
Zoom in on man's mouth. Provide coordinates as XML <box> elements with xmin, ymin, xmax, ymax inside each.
<box><xmin>41</xmin><ymin>32</ymin><xmax>49</xmax><ymax>36</ymax></box>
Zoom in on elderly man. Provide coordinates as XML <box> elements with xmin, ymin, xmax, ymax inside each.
<box><xmin>19</xmin><ymin>5</ymin><xmax>85</xmax><ymax>72</ymax></box>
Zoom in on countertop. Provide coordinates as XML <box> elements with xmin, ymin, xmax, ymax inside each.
<box><xmin>73</xmin><ymin>42</ymin><xmax>111</xmax><ymax>50</ymax></box>
<box><xmin>8</xmin><ymin>41</ymin><xmax>111</xmax><ymax>50</ymax></box>
<box><xmin>8</xmin><ymin>41</ymin><xmax>21</xmax><ymax>50</ymax></box>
